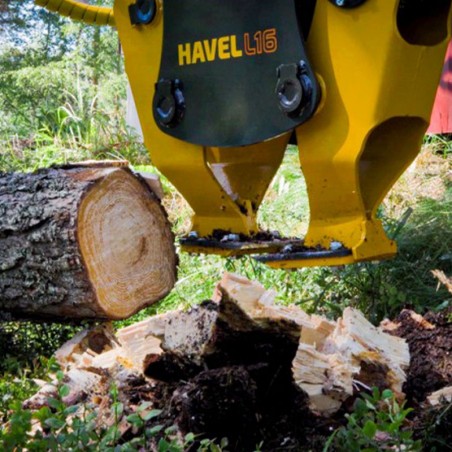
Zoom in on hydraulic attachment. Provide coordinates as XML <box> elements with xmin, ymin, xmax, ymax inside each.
<box><xmin>36</xmin><ymin>0</ymin><xmax>452</xmax><ymax>268</ymax></box>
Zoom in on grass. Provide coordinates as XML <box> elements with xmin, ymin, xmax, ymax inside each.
<box><xmin>117</xmin><ymin>144</ymin><xmax>451</xmax><ymax>327</ymax></box>
<box><xmin>1</xmin><ymin>139</ymin><xmax>450</xmax><ymax>325</ymax></box>
<box><xmin>0</xmin><ymin>130</ymin><xmax>451</xmax><ymax>416</ymax></box>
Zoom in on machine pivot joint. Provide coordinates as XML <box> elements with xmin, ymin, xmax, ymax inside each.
<box><xmin>129</xmin><ymin>0</ymin><xmax>156</xmax><ymax>25</ymax></box>
<box><xmin>153</xmin><ymin>79</ymin><xmax>185</xmax><ymax>128</ymax></box>
<box><xmin>276</xmin><ymin>61</ymin><xmax>314</xmax><ymax>118</ymax></box>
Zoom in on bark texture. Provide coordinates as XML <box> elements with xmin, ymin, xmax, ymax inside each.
<box><xmin>0</xmin><ymin>162</ymin><xmax>177</xmax><ymax>320</ymax></box>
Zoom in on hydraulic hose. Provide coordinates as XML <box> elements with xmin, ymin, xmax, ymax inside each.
<box><xmin>35</xmin><ymin>0</ymin><xmax>115</xmax><ymax>26</ymax></box>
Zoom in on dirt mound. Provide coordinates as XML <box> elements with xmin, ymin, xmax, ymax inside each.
<box><xmin>385</xmin><ymin>308</ymin><xmax>452</xmax><ymax>403</ymax></box>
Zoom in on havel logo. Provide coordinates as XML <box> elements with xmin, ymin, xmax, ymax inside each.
<box><xmin>178</xmin><ymin>28</ymin><xmax>278</xmax><ymax>66</ymax></box>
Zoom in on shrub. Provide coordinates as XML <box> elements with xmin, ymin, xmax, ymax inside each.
<box><xmin>326</xmin><ymin>388</ymin><xmax>422</xmax><ymax>452</ymax></box>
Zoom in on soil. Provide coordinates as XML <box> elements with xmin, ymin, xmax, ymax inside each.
<box><xmin>139</xmin><ymin>307</ymin><xmax>451</xmax><ymax>451</ymax></box>
<box><xmin>383</xmin><ymin>308</ymin><xmax>452</xmax><ymax>449</ymax></box>
<box><xmin>33</xmin><ymin>305</ymin><xmax>452</xmax><ymax>451</ymax></box>
<box><xmin>386</xmin><ymin>308</ymin><xmax>452</xmax><ymax>404</ymax></box>
<box><xmin>150</xmin><ymin>365</ymin><xmax>334</xmax><ymax>451</ymax></box>
<box><xmin>141</xmin><ymin>299</ymin><xmax>337</xmax><ymax>451</ymax></box>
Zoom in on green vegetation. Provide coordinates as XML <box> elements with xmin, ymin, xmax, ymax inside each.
<box><xmin>1</xmin><ymin>371</ymin><xmax>230</xmax><ymax>451</ymax></box>
<box><xmin>325</xmin><ymin>388</ymin><xmax>422</xmax><ymax>452</ymax></box>
<box><xmin>0</xmin><ymin>1</ymin><xmax>451</xmax><ymax>450</ymax></box>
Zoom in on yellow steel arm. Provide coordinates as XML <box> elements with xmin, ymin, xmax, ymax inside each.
<box><xmin>287</xmin><ymin>0</ymin><xmax>452</xmax><ymax>268</ymax></box>
<box><xmin>35</xmin><ymin>0</ymin><xmax>115</xmax><ymax>26</ymax></box>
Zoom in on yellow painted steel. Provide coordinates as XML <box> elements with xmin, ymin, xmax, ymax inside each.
<box><xmin>295</xmin><ymin>0</ymin><xmax>452</xmax><ymax>266</ymax></box>
<box><xmin>113</xmin><ymin>0</ymin><xmax>289</xmax><ymax>239</ymax></box>
<box><xmin>35</xmin><ymin>0</ymin><xmax>115</xmax><ymax>26</ymax></box>
<box><xmin>36</xmin><ymin>0</ymin><xmax>452</xmax><ymax>267</ymax></box>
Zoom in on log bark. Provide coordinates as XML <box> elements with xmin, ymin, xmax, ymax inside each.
<box><xmin>0</xmin><ymin>161</ymin><xmax>177</xmax><ymax>320</ymax></box>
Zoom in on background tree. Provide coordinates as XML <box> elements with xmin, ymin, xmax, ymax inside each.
<box><xmin>0</xmin><ymin>0</ymin><xmax>124</xmax><ymax>143</ymax></box>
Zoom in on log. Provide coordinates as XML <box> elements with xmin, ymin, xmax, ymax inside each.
<box><xmin>116</xmin><ymin>316</ymin><xmax>164</xmax><ymax>372</ymax></box>
<box><xmin>0</xmin><ymin>161</ymin><xmax>177</xmax><ymax>320</ymax></box>
<box><xmin>427</xmin><ymin>386</ymin><xmax>452</xmax><ymax>406</ymax></box>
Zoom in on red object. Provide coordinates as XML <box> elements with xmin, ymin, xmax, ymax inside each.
<box><xmin>428</xmin><ymin>40</ymin><xmax>452</xmax><ymax>134</ymax></box>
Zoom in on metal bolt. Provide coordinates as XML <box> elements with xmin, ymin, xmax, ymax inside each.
<box><xmin>282</xmin><ymin>244</ymin><xmax>293</xmax><ymax>253</ymax></box>
<box><xmin>221</xmin><ymin>233</ymin><xmax>240</xmax><ymax>242</ymax></box>
<box><xmin>330</xmin><ymin>241</ymin><xmax>343</xmax><ymax>251</ymax></box>
<box><xmin>276</xmin><ymin>61</ymin><xmax>313</xmax><ymax>118</ymax></box>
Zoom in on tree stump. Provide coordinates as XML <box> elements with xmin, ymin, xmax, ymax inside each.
<box><xmin>0</xmin><ymin>161</ymin><xmax>177</xmax><ymax>321</ymax></box>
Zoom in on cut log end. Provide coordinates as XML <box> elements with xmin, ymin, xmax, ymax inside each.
<box><xmin>77</xmin><ymin>168</ymin><xmax>177</xmax><ymax>319</ymax></box>
<box><xmin>0</xmin><ymin>162</ymin><xmax>177</xmax><ymax>321</ymax></box>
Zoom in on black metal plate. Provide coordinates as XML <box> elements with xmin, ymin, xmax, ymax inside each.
<box><xmin>154</xmin><ymin>0</ymin><xmax>319</xmax><ymax>147</ymax></box>
<box><xmin>255</xmin><ymin>247</ymin><xmax>352</xmax><ymax>263</ymax></box>
<box><xmin>180</xmin><ymin>236</ymin><xmax>302</xmax><ymax>256</ymax></box>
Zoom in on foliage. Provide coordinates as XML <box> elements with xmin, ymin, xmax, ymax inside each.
<box><xmin>258</xmin><ymin>146</ymin><xmax>309</xmax><ymax>237</ymax></box>
<box><xmin>0</xmin><ymin>0</ymin><xmax>125</xmax><ymax>153</ymax></box>
<box><xmin>0</xmin><ymin>324</ymin><xmax>83</xmax><ymax>421</ymax></box>
<box><xmin>0</xmin><ymin>375</ymin><xmax>230</xmax><ymax>451</ymax></box>
<box><xmin>325</xmin><ymin>388</ymin><xmax>422</xmax><ymax>452</ymax></box>
<box><xmin>0</xmin><ymin>322</ymin><xmax>85</xmax><ymax>372</ymax></box>
<box><xmin>418</xmin><ymin>400</ymin><xmax>452</xmax><ymax>451</ymax></box>
<box><xmin>0</xmin><ymin>356</ymin><xmax>60</xmax><ymax>423</ymax></box>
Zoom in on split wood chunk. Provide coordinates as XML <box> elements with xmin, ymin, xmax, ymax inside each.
<box><xmin>164</xmin><ymin>272</ymin><xmax>305</xmax><ymax>354</ymax></box>
<box><xmin>214</xmin><ymin>272</ymin><xmax>334</xmax><ymax>344</ymax></box>
<box><xmin>329</xmin><ymin>308</ymin><xmax>410</xmax><ymax>376</ymax></box>
<box><xmin>116</xmin><ymin>316</ymin><xmax>166</xmax><ymax>372</ymax></box>
<box><xmin>292</xmin><ymin>344</ymin><xmax>356</xmax><ymax>415</ymax></box>
<box><xmin>294</xmin><ymin>308</ymin><xmax>410</xmax><ymax>416</ymax></box>
<box><xmin>23</xmin><ymin>368</ymin><xmax>102</xmax><ymax>410</ymax></box>
<box><xmin>141</xmin><ymin>274</ymin><xmax>302</xmax><ymax>380</ymax></box>
<box><xmin>427</xmin><ymin>386</ymin><xmax>452</xmax><ymax>406</ymax></box>
<box><xmin>53</xmin><ymin>322</ymin><xmax>139</xmax><ymax>373</ymax></box>
<box><xmin>215</xmin><ymin>274</ymin><xmax>410</xmax><ymax>416</ymax></box>
<box><xmin>160</xmin><ymin>305</ymin><xmax>219</xmax><ymax>361</ymax></box>
<box><xmin>135</xmin><ymin>171</ymin><xmax>164</xmax><ymax>200</ymax></box>
<box><xmin>214</xmin><ymin>275</ymin><xmax>411</xmax><ymax>416</ymax></box>
<box><xmin>432</xmin><ymin>269</ymin><xmax>452</xmax><ymax>294</ymax></box>
<box><xmin>380</xmin><ymin>309</ymin><xmax>435</xmax><ymax>332</ymax></box>
<box><xmin>55</xmin><ymin>324</ymin><xmax>119</xmax><ymax>368</ymax></box>
<box><xmin>0</xmin><ymin>162</ymin><xmax>177</xmax><ymax>320</ymax></box>
<box><xmin>89</xmin><ymin>348</ymin><xmax>135</xmax><ymax>371</ymax></box>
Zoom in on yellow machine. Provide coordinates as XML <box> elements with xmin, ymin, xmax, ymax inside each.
<box><xmin>36</xmin><ymin>0</ymin><xmax>452</xmax><ymax>268</ymax></box>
